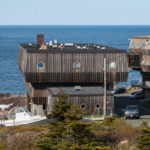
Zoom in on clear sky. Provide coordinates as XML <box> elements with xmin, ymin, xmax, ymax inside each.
<box><xmin>0</xmin><ymin>0</ymin><xmax>150</xmax><ymax>25</ymax></box>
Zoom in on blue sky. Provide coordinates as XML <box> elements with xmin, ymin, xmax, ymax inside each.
<box><xmin>0</xmin><ymin>0</ymin><xmax>150</xmax><ymax>25</ymax></box>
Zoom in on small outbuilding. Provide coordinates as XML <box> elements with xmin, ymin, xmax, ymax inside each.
<box><xmin>47</xmin><ymin>86</ymin><xmax>114</xmax><ymax>116</ymax></box>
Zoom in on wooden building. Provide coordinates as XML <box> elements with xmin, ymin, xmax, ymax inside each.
<box><xmin>128</xmin><ymin>36</ymin><xmax>150</xmax><ymax>98</ymax></box>
<box><xmin>47</xmin><ymin>86</ymin><xmax>114</xmax><ymax>116</ymax></box>
<box><xmin>18</xmin><ymin>35</ymin><xmax>128</xmax><ymax>115</ymax></box>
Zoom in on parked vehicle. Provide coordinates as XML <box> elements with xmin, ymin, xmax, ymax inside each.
<box><xmin>114</xmin><ymin>87</ymin><xmax>126</xmax><ymax>94</ymax></box>
<box><xmin>124</xmin><ymin>105</ymin><xmax>140</xmax><ymax>120</ymax></box>
<box><xmin>129</xmin><ymin>92</ymin><xmax>144</xmax><ymax>99</ymax></box>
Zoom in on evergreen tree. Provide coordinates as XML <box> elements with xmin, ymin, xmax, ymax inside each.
<box><xmin>35</xmin><ymin>90</ymin><xmax>109</xmax><ymax>150</ymax></box>
<box><xmin>137</xmin><ymin>128</ymin><xmax>150</xmax><ymax>150</ymax></box>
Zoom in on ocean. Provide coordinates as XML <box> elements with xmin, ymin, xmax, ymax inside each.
<box><xmin>0</xmin><ymin>25</ymin><xmax>149</xmax><ymax>94</ymax></box>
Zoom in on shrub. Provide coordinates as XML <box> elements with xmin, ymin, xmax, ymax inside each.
<box><xmin>137</xmin><ymin>128</ymin><xmax>150</xmax><ymax>150</ymax></box>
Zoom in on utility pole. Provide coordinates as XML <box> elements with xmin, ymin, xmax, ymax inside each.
<box><xmin>103</xmin><ymin>57</ymin><xmax>107</xmax><ymax>117</ymax></box>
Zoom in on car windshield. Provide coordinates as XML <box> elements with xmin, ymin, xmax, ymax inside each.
<box><xmin>127</xmin><ymin>106</ymin><xmax>137</xmax><ymax>110</ymax></box>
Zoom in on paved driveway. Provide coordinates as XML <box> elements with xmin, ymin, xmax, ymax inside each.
<box><xmin>114</xmin><ymin>93</ymin><xmax>150</xmax><ymax>127</ymax></box>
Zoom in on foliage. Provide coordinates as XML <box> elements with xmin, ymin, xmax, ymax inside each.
<box><xmin>137</xmin><ymin>128</ymin><xmax>150</xmax><ymax>150</ymax></box>
<box><xmin>0</xmin><ymin>91</ymin><xmax>144</xmax><ymax>150</ymax></box>
<box><xmin>35</xmin><ymin>90</ymin><xmax>109</xmax><ymax>150</ymax></box>
<box><xmin>101</xmin><ymin>117</ymin><xmax>117</xmax><ymax>129</ymax></box>
<box><xmin>94</xmin><ymin>118</ymin><xmax>139</xmax><ymax>149</ymax></box>
<box><xmin>47</xmin><ymin>90</ymin><xmax>83</xmax><ymax>121</ymax></box>
<box><xmin>0</xmin><ymin>125</ymin><xmax>48</xmax><ymax>150</ymax></box>
<box><xmin>141</xmin><ymin>121</ymin><xmax>149</xmax><ymax>128</ymax></box>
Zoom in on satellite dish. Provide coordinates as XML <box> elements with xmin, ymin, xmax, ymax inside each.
<box><xmin>110</xmin><ymin>62</ymin><xmax>116</xmax><ymax>69</ymax></box>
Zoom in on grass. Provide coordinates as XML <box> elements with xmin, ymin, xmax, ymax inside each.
<box><xmin>86</xmin><ymin>115</ymin><xmax>103</xmax><ymax>118</ymax></box>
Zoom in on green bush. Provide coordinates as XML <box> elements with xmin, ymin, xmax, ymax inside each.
<box><xmin>137</xmin><ymin>128</ymin><xmax>150</xmax><ymax>150</ymax></box>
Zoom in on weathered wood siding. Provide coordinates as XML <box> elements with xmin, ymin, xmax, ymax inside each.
<box><xmin>18</xmin><ymin>47</ymin><xmax>128</xmax><ymax>83</ymax></box>
<box><xmin>24</xmin><ymin>82</ymin><xmax>47</xmax><ymax>98</ymax></box>
<box><xmin>18</xmin><ymin>47</ymin><xmax>28</xmax><ymax>73</ymax></box>
<box><xmin>129</xmin><ymin>37</ymin><xmax>150</xmax><ymax>54</ymax></box>
<box><xmin>47</xmin><ymin>94</ymin><xmax>114</xmax><ymax>115</ymax></box>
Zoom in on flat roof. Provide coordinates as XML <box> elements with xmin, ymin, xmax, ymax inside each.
<box><xmin>131</xmin><ymin>35</ymin><xmax>150</xmax><ymax>39</ymax></box>
<box><xmin>48</xmin><ymin>86</ymin><xmax>113</xmax><ymax>96</ymax></box>
<box><xmin>20</xmin><ymin>43</ymin><xmax>126</xmax><ymax>53</ymax></box>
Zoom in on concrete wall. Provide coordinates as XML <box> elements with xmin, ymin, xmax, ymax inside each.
<box><xmin>31</xmin><ymin>103</ymin><xmax>43</xmax><ymax>115</ymax></box>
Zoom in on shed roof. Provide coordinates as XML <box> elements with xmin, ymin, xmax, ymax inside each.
<box><xmin>48</xmin><ymin>86</ymin><xmax>113</xmax><ymax>96</ymax></box>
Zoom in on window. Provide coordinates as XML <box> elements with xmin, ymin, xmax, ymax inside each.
<box><xmin>73</xmin><ymin>61</ymin><xmax>80</xmax><ymax>69</ymax></box>
<box><xmin>136</xmin><ymin>43</ymin><xmax>140</xmax><ymax>48</ymax></box>
<box><xmin>43</xmin><ymin>104</ymin><xmax>46</xmax><ymax>110</ymax></box>
<box><xmin>80</xmin><ymin>103</ymin><xmax>86</xmax><ymax>110</ymax></box>
<box><xmin>16</xmin><ymin>108</ymin><xmax>24</xmax><ymax>113</ymax></box>
<box><xmin>141</xmin><ymin>57</ymin><xmax>145</xmax><ymax>64</ymax></box>
<box><xmin>96</xmin><ymin>104</ymin><xmax>100</xmax><ymax>109</ymax></box>
<box><xmin>142</xmin><ymin>42</ymin><xmax>145</xmax><ymax>47</ymax></box>
<box><xmin>131</xmin><ymin>42</ymin><xmax>134</xmax><ymax>48</ymax></box>
<box><xmin>38</xmin><ymin>62</ymin><xmax>44</xmax><ymax>69</ymax></box>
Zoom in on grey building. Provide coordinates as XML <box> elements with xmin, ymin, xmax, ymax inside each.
<box><xmin>47</xmin><ymin>86</ymin><xmax>114</xmax><ymax>116</ymax></box>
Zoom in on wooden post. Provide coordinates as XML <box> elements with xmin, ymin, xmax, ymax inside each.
<box><xmin>27</xmin><ymin>93</ymin><xmax>31</xmax><ymax>112</ymax></box>
<box><xmin>103</xmin><ymin>57</ymin><xmax>107</xmax><ymax>117</ymax></box>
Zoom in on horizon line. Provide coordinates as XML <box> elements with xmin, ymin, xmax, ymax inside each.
<box><xmin>0</xmin><ymin>24</ymin><xmax>150</xmax><ymax>26</ymax></box>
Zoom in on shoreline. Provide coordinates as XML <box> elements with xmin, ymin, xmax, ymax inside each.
<box><xmin>0</xmin><ymin>93</ymin><xmax>27</xmax><ymax>116</ymax></box>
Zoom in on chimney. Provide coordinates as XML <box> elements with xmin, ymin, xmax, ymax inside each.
<box><xmin>37</xmin><ymin>34</ymin><xmax>44</xmax><ymax>45</ymax></box>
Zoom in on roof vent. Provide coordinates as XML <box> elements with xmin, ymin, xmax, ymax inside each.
<box><xmin>49</xmin><ymin>41</ymin><xmax>53</xmax><ymax>46</ymax></box>
<box><xmin>52</xmin><ymin>45</ymin><xmax>57</xmax><ymax>48</ymax></box>
<box><xmin>54</xmin><ymin>39</ymin><xmax>58</xmax><ymax>44</ymax></box>
<box><xmin>39</xmin><ymin>43</ymin><xmax>47</xmax><ymax>50</ymax></box>
<box><xmin>82</xmin><ymin>46</ymin><xmax>87</xmax><ymax>49</ymax></box>
<box><xmin>74</xmin><ymin>86</ymin><xmax>82</xmax><ymax>91</ymax></box>
<box><xmin>29</xmin><ymin>43</ymin><xmax>32</xmax><ymax>46</ymax></box>
<box><xmin>101</xmin><ymin>47</ymin><xmax>106</xmax><ymax>50</ymax></box>
<box><xmin>77</xmin><ymin>46</ymin><xmax>81</xmax><ymax>49</ymax></box>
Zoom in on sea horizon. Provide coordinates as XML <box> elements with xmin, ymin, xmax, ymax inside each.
<box><xmin>0</xmin><ymin>25</ymin><xmax>148</xmax><ymax>94</ymax></box>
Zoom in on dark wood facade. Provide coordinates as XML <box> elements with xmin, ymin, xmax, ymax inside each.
<box><xmin>18</xmin><ymin>45</ymin><xmax>128</xmax><ymax>84</ymax></box>
<box><xmin>18</xmin><ymin>36</ymin><xmax>128</xmax><ymax>115</ymax></box>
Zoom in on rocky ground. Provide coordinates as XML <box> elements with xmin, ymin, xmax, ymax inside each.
<box><xmin>0</xmin><ymin>93</ymin><xmax>27</xmax><ymax>117</ymax></box>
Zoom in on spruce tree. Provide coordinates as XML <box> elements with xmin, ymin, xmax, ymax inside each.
<box><xmin>35</xmin><ymin>90</ymin><xmax>109</xmax><ymax>150</ymax></box>
<box><xmin>137</xmin><ymin>128</ymin><xmax>150</xmax><ymax>150</ymax></box>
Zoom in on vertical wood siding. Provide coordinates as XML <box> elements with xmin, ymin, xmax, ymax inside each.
<box><xmin>18</xmin><ymin>49</ymin><xmax>128</xmax><ymax>83</ymax></box>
